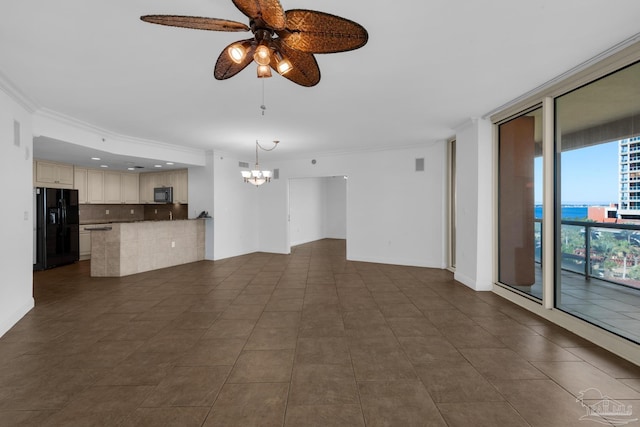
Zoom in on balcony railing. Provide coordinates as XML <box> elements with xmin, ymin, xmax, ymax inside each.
<box><xmin>535</xmin><ymin>219</ymin><xmax>640</xmax><ymax>290</ymax></box>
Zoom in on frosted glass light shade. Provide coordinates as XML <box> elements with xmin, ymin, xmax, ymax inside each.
<box><xmin>228</xmin><ymin>44</ymin><xmax>247</xmax><ymax>64</ymax></box>
<box><xmin>276</xmin><ymin>58</ymin><xmax>292</xmax><ymax>75</ymax></box>
<box><xmin>257</xmin><ymin>64</ymin><xmax>272</xmax><ymax>78</ymax></box>
<box><xmin>253</xmin><ymin>45</ymin><xmax>271</xmax><ymax>66</ymax></box>
<box><xmin>249</xmin><ymin>178</ymin><xmax>267</xmax><ymax>186</ymax></box>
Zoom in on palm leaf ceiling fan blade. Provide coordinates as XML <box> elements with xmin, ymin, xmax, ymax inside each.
<box><xmin>232</xmin><ymin>0</ymin><xmax>286</xmax><ymax>30</ymax></box>
<box><xmin>214</xmin><ymin>40</ymin><xmax>256</xmax><ymax>80</ymax></box>
<box><xmin>270</xmin><ymin>39</ymin><xmax>320</xmax><ymax>87</ymax></box>
<box><xmin>140</xmin><ymin>15</ymin><xmax>250</xmax><ymax>32</ymax></box>
<box><xmin>278</xmin><ymin>10</ymin><xmax>368</xmax><ymax>53</ymax></box>
<box><xmin>141</xmin><ymin>3</ymin><xmax>367</xmax><ymax>85</ymax></box>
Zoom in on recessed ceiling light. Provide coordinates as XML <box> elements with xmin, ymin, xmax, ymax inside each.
<box><xmin>100</xmin><ymin>165</ymin><xmax>108</xmax><ymax>168</ymax></box>
<box><xmin>127</xmin><ymin>167</ymin><xmax>135</xmax><ymax>171</ymax></box>
<box><xmin>154</xmin><ymin>165</ymin><xmax>162</xmax><ymax>168</ymax></box>
<box><xmin>91</xmin><ymin>157</ymin><xmax>101</xmax><ymax>161</ymax></box>
<box><xmin>166</xmin><ymin>162</ymin><xmax>174</xmax><ymax>165</ymax></box>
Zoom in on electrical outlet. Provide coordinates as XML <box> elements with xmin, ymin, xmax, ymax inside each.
<box><xmin>155</xmin><ymin>209</ymin><xmax>157</xmax><ymax>214</ymax></box>
<box><xmin>130</xmin><ymin>209</ymin><xmax>134</xmax><ymax>214</ymax></box>
<box><xmin>105</xmin><ymin>209</ymin><xmax>109</xmax><ymax>215</ymax></box>
<box><xmin>171</xmin><ymin>241</ymin><xmax>175</xmax><ymax>248</ymax></box>
<box><xmin>24</xmin><ymin>211</ymin><xmax>28</xmax><ymax>220</ymax></box>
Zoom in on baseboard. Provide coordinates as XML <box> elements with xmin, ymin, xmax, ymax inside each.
<box><xmin>346</xmin><ymin>254</ymin><xmax>442</xmax><ymax>269</ymax></box>
<box><xmin>0</xmin><ymin>298</ymin><xmax>34</xmax><ymax>338</ymax></box>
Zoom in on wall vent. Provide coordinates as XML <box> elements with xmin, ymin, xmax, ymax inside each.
<box><xmin>13</xmin><ymin>120</ymin><xmax>20</xmax><ymax>147</ymax></box>
<box><xmin>239</xmin><ymin>161</ymin><xmax>249</xmax><ymax>168</ymax></box>
<box><xmin>273</xmin><ymin>168</ymin><xmax>279</xmax><ymax>180</ymax></box>
<box><xmin>415</xmin><ymin>158</ymin><xmax>425</xmax><ymax>172</ymax></box>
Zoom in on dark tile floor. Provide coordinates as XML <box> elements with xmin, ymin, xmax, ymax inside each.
<box><xmin>1</xmin><ymin>239</ymin><xmax>640</xmax><ymax>426</ymax></box>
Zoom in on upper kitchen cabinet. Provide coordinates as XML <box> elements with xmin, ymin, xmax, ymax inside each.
<box><xmin>34</xmin><ymin>160</ymin><xmax>74</xmax><ymax>189</ymax></box>
<box><xmin>104</xmin><ymin>172</ymin><xmax>122</xmax><ymax>203</ymax></box>
<box><xmin>87</xmin><ymin>169</ymin><xmax>104</xmax><ymax>204</ymax></box>
<box><xmin>139</xmin><ymin>169</ymin><xmax>188</xmax><ymax>204</ymax></box>
<box><xmin>121</xmin><ymin>173</ymin><xmax>139</xmax><ymax>204</ymax></box>
<box><xmin>171</xmin><ymin>169</ymin><xmax>188</xmax><ymax>204</ymax></box>
<box><xmin>78</xmin><ymin>169</ymin><xmax>139</xmax><ymax>204</ymax></box>
<box><xmin>74</xmin><ymin>167</ymin><xmax>88</xmax><ymax>203</ymax></box>
<box><xmin>138</xmin><ymin>172</ymin><xmax>155</xmax><ymax>204</ymax></box>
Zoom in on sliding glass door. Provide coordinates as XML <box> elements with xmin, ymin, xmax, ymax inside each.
<box><xmin>498</xmin><ymin>107</ymin><xmax>543</xmax><ymax>299</ymax></box>
<box><xmin>554</xmin><ymin>61</ymin><xmax>640</xmax><ymax>343</ymax></box>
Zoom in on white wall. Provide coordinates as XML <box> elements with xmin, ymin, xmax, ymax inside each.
<box><xmin>288</xmin><ymin>176</ymin><xmax>347</xmax><ymax>246</ymax></box>
<box><xmin>0</xmin><ymin>87</ymin><xmax>35</xmax><ymax>337</ymax></box>
<box><xmin>242</xmin><ymin>143</ymin><xmax>447</xmax><ymax>268</ymax></box>
<box><xmin>454</xmin><ymin>118</ymin><xmax>493</xmax><ymax>290</ymax></box>
<box><xmin>212</xmin><ymin>152</ymin><xmax>260</xmax><ymax>260</ymax></box>
<box><xmin>324</xmin><ymin>176</ymin><xmax>347</xmax><ymax>239</ymax></box>
<box><xmin>289</xmin><ymin>178</ymin><xmax>327</xmax><ymax>246</ymax></box>
<box><xmin>188</xmin><ymin>150</ymin><xmax>214</xmax><ymax>259</ymax></box>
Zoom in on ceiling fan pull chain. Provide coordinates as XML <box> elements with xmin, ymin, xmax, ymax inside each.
<box><xmin>260</xmin><ymin>79</ymin><xmax>267</xmax><ymax>115</ymax></box>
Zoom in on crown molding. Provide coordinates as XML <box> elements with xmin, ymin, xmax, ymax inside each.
<box><xmin>34</xmin><ymin>108</ymin><xmax>205</xmax><ymax>157</ymax></box>
<box><xmin>0</xmin><ymin>69</ymin><xmax>38</xmax><ymax>113</ymax></box>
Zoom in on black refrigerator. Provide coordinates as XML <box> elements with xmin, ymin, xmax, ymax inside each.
<box><xmin>34</xmin><ymin>187</ymin><xmax>80</xmax><ymax>270</ymax></box>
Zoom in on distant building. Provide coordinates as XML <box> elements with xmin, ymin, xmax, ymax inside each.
<box><xmin>619</xmin><ymin>135</ymin><xmax>640</xmax><ymax>219</ymax></box>
<box><xmin>588</xmin><ymin>205</ymin><xmax>618</xmax><ymax>223</ymax></box>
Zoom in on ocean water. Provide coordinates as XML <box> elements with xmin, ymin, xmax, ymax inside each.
<box><xmin>534</xmin><ymin>205</ymin><xmax>588</xmax><ymax>219</ymax></box>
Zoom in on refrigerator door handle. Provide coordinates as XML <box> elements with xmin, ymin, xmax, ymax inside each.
<box><xmin>48</xmin><ymin>209</ymin><xmax>57</xmax><ymax>224</ymax></box>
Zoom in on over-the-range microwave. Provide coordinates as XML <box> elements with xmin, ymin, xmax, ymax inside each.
<box><xmin>154</xmin><ymin>187</ymin><xmax>173</xmax><ymax>203</ymax></box>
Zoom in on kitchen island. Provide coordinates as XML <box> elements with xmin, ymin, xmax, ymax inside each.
<box><xmin>87</xmin><ymin>219</ymin><xmax>205</xmax><ymax>277</ymax></box>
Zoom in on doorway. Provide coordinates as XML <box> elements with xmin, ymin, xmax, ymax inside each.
<box><xmin>288</xmin><ymin>176</ymin><xmax>347</xmax><ymax>250</ymax></box>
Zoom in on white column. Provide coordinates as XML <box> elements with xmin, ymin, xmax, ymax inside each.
<box><xmin>454</xmin><ymin>118</ymin><xmax>494</xmax><ymax>291</ymax></box>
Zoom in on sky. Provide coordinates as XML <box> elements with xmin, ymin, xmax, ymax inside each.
<box><xmin>534</xmin><ymin>141</ymin><xmax>619</xmax><ymax>205</ymax></box>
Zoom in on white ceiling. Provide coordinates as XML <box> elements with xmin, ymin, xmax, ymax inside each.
<box><xmin>2</xmin><ymin>1</ymin><xmax>640</xmax><ymax>168</ymax></box>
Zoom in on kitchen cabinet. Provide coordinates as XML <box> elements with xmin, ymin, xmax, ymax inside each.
<box><xmin>104</xmin><ymin>172</ymin><xmax>122</xmax><ymax>203</ymax></box>
<box><xmin>87</xmin><ymin>170</ymin><xmax>104</xmax><ymax>204</ymax></box>
<box><xmin>121</xmin><ymin>173</ymin><xmax>139</xmax><ymax>203</ymax></box>
<box><xmin>34</xmin><ymin>160</ymin><xmax>74</xmax><ymax>189</ymax></box>
<box><xmin>74</xmin><ymin>168</ymin><xmax>88</xmax><ymax>203</ymax></box>
<box><xmin>79</xmin><ymin>227</ymin><xmax>92</xmax><ymax>260</ymax></box>
<box><xmin>79</xmin><ymin>169</ymin><xmax>139</xmax><ymax>204</ymax></box>
<box><xmin>138</xmin><ymin>172</ymin><xmax>154</xmax><ymax>203</ymax></box>
<box><xmin>80</xmin><ymin>223</ymin><xmax>104</xmax><ymax>260</ymax></box>
<box><xmin>171</xmin><ymin>169</ymin><xmax>188</xmax><ymax>203</ymax></box>
<box><xmin>139</xmin><ymin>169</ymin><xmax>188</xmax><ymax>204</ymax></box>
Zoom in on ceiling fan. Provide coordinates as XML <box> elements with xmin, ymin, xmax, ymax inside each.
<box><xmin>141</xmin><ymin>0</ymin><xmax>368</xmax><ymax>87</ymax></box>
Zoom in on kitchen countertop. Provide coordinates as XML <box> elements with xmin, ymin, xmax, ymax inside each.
<box><xmin>79</xmin><ymin>219</ymin><xmax>195</xmax><ymax>225</ymax></box>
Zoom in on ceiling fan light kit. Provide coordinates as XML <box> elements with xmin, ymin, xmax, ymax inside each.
<box><xmin>257</xmin><ymin>64</ymin><xmax>272</xmax><ymax>78</ymax></box>
<box><xmin>141</xmin><ymin>0</ymin><xmax>368</xmax><ymax>87</ymax></box>
<box><xmin>227</xmin><ymin>42</ymin><xmax>249</xmax><ymax>63</ymax></box>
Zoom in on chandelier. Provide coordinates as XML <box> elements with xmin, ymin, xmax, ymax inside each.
<box><xmin>241</xmin><ymin>140</ymin><xmax>279</xmax><ymax>186</ymax></box>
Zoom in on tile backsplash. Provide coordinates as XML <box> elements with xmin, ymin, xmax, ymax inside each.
<box><xmin>143</xmin><ymin>204</ymin><xmax>188</xmax><ymax>221</ymax></box>
<box><xmin>79</xmin><ymin>204</ymin><xmax>188</xmax><ymax>224</ymax></box>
